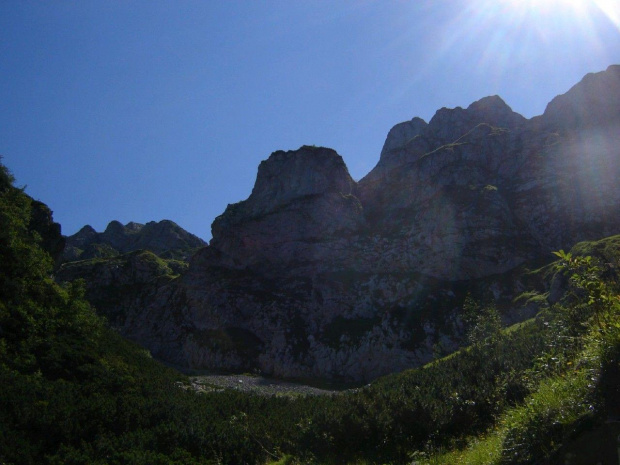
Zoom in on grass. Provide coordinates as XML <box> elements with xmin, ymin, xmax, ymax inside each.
<box><xmin>420</xmin><ymin>306</ymin><xmax>617</xmax><ymax>465</ymax></box>
<box><xmin>500</xmin><ymin>370</ymin><xmax>594</xmax><ymax>464</ymax></box>
<box><xmin>265</xmin><ymin>455</ymin><xmax>295</xmax><ymax>465</ymax></box>
<box><xmin>420</xmin><ymin>432</ymin><xmax>505</xmax><ymax>465</ymax></box>
<box><xmin>420</xmin><ymin>363</ymin><xmax>594</xmax><ymax>465</ymax></box>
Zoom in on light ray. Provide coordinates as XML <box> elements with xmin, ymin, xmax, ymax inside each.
<box><xmin>423</xmin><ymin>0</ymin><xmax>618</xmax><ymax>88</ymax></box>
<box><xmin>593</xmin><ymin>0</ymin><xmax>620</xmax><ymax>29</ymax></box>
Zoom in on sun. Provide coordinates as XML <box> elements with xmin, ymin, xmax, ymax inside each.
<box><xmin>426</xmin><ymin>0</ymin><xmax>620</xmax><ymax>93</ymax></box>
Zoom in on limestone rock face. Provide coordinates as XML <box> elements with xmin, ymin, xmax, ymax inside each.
<box><xmin>541</xmin><ymin>64</ymin><xmax>620</xmax><ymax>130</ymax></box>
<box><xmin>58</xmin><ymin>65</ymin><xmax>620</xmax><ymax>382</ymax></box>
<box><xmin>70</xmin><ymin>225</ymin><xmax>98</xmax><ymax>249</ymax></box>
<box><xmin>357</xmin><ymin>67</ymin><xmax>620</xmax><ymax>279</ymax></box>
<box><xmin>356</xmin><ymin>95</ymin><xmax>531</xmax><ymax>280</ymax></box>
<box><xmin>512</xmin><ymin>65</ymin><xmax>620</xmax><ymax>251</ymax></box>
<box><xmin>379</xmin><ymin>117</ymin><xmax>428</xmax><ymax>159</ymax></box>
<box><xmin>210</xmin><ymin>146</ymin><xmax>363</xmax><ymax>274</ymax></box>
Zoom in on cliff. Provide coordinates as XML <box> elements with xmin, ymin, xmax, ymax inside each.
<box><xmin>57</xmin><ymin>65</ymin><xmax>620</xmax><ymax>382</ymax></box>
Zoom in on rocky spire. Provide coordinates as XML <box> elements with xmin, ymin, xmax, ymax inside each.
<box><xmin>209</xmin><ymin>145</ymin><xmax>363</xmax><ymax>273</ymax></box>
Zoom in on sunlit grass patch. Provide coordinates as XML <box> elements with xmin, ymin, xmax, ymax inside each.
<box><xmin>419</xmin><ymin>431</ymin><xmax>504</xmax><ymax>465</ymax></box>
<box><xmin>500</xmin><ymin>369</ymin><xmax>594</xmax><ymax>464</ymax></box>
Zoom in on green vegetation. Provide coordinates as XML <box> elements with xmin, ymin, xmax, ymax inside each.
<box><xmin>55</xmin><ymin>249</ymin><xmax>184</xmax><ymax>325</ymax></box>
<box><xmin>2</xmin><ymin>157</ymin><xmax>619</xmax><ymax>464</ymax></box>
<box><xmin>418</xmin><ymin>245</ymin><xmax>620</xmax><ymax>464</ymax></box>
<box><xmin>0</xmin><ymin>162</ymin><xmax>288</xmax><ymax>464</ymax></box>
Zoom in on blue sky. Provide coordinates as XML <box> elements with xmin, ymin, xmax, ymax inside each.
<box><xmin>1</xmin><ymin>1</ymin><xmax>619</xmax><ymax>240</ymax></box>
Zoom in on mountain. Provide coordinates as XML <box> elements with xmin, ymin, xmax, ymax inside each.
<box><xmin>56</xmin><ymin>220</ymin><xmax>206</xmax><ymax>327</ymax></box>
<box><xmin>62</xmin><ymin>219</ymin><xmax>207</xmax><ymax>262</ymax></box>
<box><xmin>56</xmin><ymin>65</ymin><xmax>620</xmax><ymax>382</ymax></box>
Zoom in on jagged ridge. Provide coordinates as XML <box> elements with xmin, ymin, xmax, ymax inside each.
<box><xmin>57</xmin><ymin>65</ymin><xmax>620</xmax><ymax>382</ymax></box>
<box><xmin>62</xmin><ymin>219</ymin><xmax>206</xmax><ymax>262</ymax></box>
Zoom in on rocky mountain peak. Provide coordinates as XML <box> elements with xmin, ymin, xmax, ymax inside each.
<box><xmin>77</xmin><ymin>224</ymin><xmax>97</xmax><ymax>234</ymax></box>
<box><xmin>209</xmin><ymin>145</ymin><xmax>363</xmax><ymax>273</ymax></box>
<box><xmin>466</xmin><ymin>95</ymin><xmax>525</xmax><ymax>128</ymax></box>
<box><xmin>368</xmin><ymin>95</ymin><xmax>526</xmax><ymax>184</ymax></box>
<box><xmin>245</xmin><ymin>145</ymin><xmax>356</xmax><ymax>216</ymax></box>
<box><xmin>101</xmin><ymin>220</ymin><xmax>132</xmax><ymax>250</ymax></box>
<box><xmin>428</xmin><ymin>95</ymin><xmax>525</xmax><ymax>139</ymax></box>
<box><xmin>133</xmin><ymin>220</ymin><xmax>204</xmax><ymax>254</ymax></box>
<box><xmin>125</xmin><ymin>221</ymin><xmax>144</xmax><ymax>232</ymax></box>
<box><xmin>60</xmin><ymin>225</ymin><xmax>99</xmax><ymax>261</ymax></box>
<box><xmin>104</xmin><ymin>220</ymin><xmax>125</xmax><ymax>234</ymax></box>
<box><xmin>62</xmin><ymin>219</ymin><xmax>206</xmax><ymax>262</ymax></box>
<box><xmin>379</xmin><ymin>117</ymin><xmax>428</xmax><ymax>159</ymax></box>
<box><xmin>542</xmin><ymin>64</ymin><xmax>620</xmax><ymax>130</ymax></box>
<box><xmin>72</xmin><ymin>225</ymin><xmax>97</xmax><ymax>244</ymax></box>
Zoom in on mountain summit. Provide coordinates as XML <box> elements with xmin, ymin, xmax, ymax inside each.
<box><xmin>62</xmin><ymin>219</ymin><xmax>206</xmax><ymax>262</ymax></box>
<box><xmin>58</xmin><ymin>65</ymin><xmax>620</xmax><ymax>382</ymax></box>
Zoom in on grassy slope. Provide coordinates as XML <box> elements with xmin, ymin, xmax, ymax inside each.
<box><xmin>419</xmin><ymin>238</ymin><xmax>620</xmax><ymax>465</ymax></box>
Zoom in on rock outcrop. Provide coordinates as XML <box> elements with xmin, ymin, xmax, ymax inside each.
<box><xmin>56</xmin><ymin>250</ymin><xmax>183</xmax><ymax>327</ymax></box>
<box><xmin>57</xmin><ymin>65</ymin><xmax>620</xmax><ymax>382</ymax></box>
<box><xmin>29</xmin><ymin>200</ymin><xmax>65</xmax><ymax>264</ymax></box>
<box><xmin>210</xmin><ymin>146</ymin><xmax>363</xmax><ymax>275</ymax></box>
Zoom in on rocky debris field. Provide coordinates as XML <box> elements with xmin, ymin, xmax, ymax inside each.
<box><xmin>186</xmin><ymin>374</ymin><xmax>341</xmax><ymax>397</ymax></box>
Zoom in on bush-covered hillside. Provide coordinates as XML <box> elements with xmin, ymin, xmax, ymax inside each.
<box><xmin>1</xmin><ymin>158</ymin><xmax>619</xmax><ymax>464</ymax></box>
<box><xmin>0</xmin><ymin>162</ymin><xmax>289</xmax><ymax>464</ymax></box>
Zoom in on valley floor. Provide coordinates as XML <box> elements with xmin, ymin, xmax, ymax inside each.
<box><xmin>188</xmin><ymin>374</ymin><xmax>340</xmax><ymax>397</ymax></box>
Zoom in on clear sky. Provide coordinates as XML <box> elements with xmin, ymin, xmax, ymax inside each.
<box><xmin>1</xmin><ymin>0</ymin><xmax>619</xmax><ymax>240</ymax></box>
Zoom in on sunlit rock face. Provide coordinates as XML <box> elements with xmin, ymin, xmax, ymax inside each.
<box><xmin>61</xmin><ymin>65</ymin><xmax>620</xmax><ymax>382</ymax></box>
<box><xmin>542</xmin><ymin>64</ymin><xmax>620</xmax><ymax>131</ymax></box>
<box><xmin>514</xmin><ymin>64</ymin><xmax>620</xmax><ymax>250</ymax></box>
<box><xmin>357</xmin><ymin>65</ymin><xmax>620</xmax><ymax>279</ymax></box>
<box><xmin>358</xmin><ymin>94</ymin><xmax>533</xmax><ymax>280</ymax></box>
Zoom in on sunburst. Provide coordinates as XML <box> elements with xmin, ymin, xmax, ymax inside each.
<box><xmin>497</xmin><ymin>0</ymin><xmax>619</xmax><ymax>26</ymax></box>
<box><xmin>427</xmin><ymin>0</ymin><xmax>619</xmax><ymax>84</ymax></box>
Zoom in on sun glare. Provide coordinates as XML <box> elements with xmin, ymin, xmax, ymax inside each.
<box><xmin>594</xmin><ymin>0</ymin><xmax>620</xmax><ymax>28</ymax></box>
<box><xmin>496</xmin><ymin>0</ymin><xmax>606</xmax><ymax>16</ymax></box>
<box><xmin>499</xmin><ymin>0</ymin><xmax>620</xmax><ymax>24</ymax></box>
<box><xmin>501</xmin><ymin>0</ymin><xmax>580</xmax><ymax>13</ymax></box>
<box><xmin>422</xmin><ymin>0</ymin><xmax>619</xmax><ymax>101</ymax></box>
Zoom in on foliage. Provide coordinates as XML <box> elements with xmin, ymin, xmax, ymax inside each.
<box><xmin>0</xmin><ymin>164</ymin><xmax>274</xmax><ymax>464</ymax></box>
<box><xmin>552</xmin><ymin>249</ymin><xmax>615</xmax><ymax>324</ymax></box>
<box><xmin>462</xmin><ymin>294</ymin><xmax>502</xmax><ymax>346</ymax></box>
<box><xmin>421</xmin><ymin>243</ymin><xmax>620</xmax><ymax>464</ymax></box>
